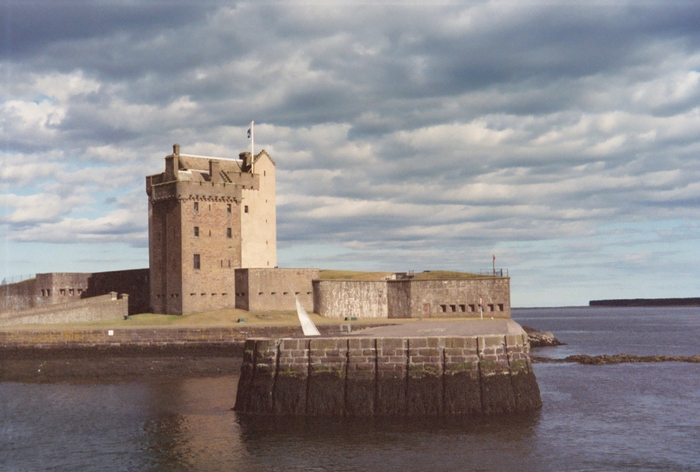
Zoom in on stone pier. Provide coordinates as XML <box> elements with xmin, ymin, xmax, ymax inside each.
<box><xmin>234</xmin><ymin>320</ymin><xmax>541</xmax><ymax>416</ymax></box>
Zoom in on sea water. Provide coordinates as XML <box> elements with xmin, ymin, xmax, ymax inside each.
<box><xmin>1</xmin><ymin>307</ymin><xmax>699</xmax><ymax>471</ymax></box>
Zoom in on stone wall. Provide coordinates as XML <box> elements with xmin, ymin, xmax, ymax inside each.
<box><xmin>1</xmin><ymin>273</ymin><xmax>92</xmax><ymax>313</ymax></box>
<box><xmin>0</xmin><ymin>278</ymin><xmax>39</xmax><ymax>312</ymax></box>
<box><xmin>313</xmin><ymin>280</ymin><xmax>389</xmax><ymax>319</ymax></box>
<box><xmin>0</xmin><ymin>323</ymin><xmax>389</xmax><ymax>347</ymax></box>
<box><xmin>0</xmin><ymin>292</ymin><xmax>128</xmax><ymax>327</ymax></box>
<box><xmin>1</xmin><ymin>271</ymin><xmax>151</xmax><ymax>319</ymax></box>
<box><xmin>314</xmin><ymin>277</ymin><xmax>511</xmax><ymax>319</ymax></box>
<box><xmin>85</xmin><ymin>269</ymin><xmax>150</xmax><ymax>315</ymax></box>
<box><xmin>401</xmin><ymin>277</ymin><xmax>511</xmax><ymax>318</ymax></box>
<box><xmin>234</xmin><ymin>333</ymin><xmax>541</xmax><ymax>416</ymax></box>
<box><xmin>235</xmin><ymin>268</ymin><xmax>318</xmax><ymax>312</ymax></box>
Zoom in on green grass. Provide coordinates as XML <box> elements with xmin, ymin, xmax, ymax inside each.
<box><xmin>412</xmin><ymin>270</ymin><xmax>483</xmax><ymax>280</ymax></box>
<box><xmin>318</xmin><ymin>270</ymin><xmax>393</xmax><ymax>281</ymax></box>
<box><xmin>0</xmin><ymin>307</ymin><xmax>407</xmax><ymax>331</ymax></box>
<box><xmin>318</xmin><ymin>269</ymin><xmax>489</xmax><ymax>281</ymax></box>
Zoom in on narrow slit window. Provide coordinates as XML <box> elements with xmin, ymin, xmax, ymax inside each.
<box><xmin>227</xmin><ymin>204</ymin><xmax>232</xmax><ymax>213</ymax></box>
<box><xmin>244</xmin><ymin>205</ymin><xmax>249</xmax><ymax>213</ymax></box>
<box><xmin>194</xmin><ymin>226</ymin><xmax>199</xmax><ymax>237</ymax></box>
<box><xmin>227</xmin><ymin>228</ymin><xmax>232</xmax><ymax>238</ymax></box>
<box><xmin>193</xmin><ymin>254</ymin><xmax>200</xmax><ymax>270</ymax></box>
<box><xmin>194</xmin><ymin>202</ymin><xmax>199</xmax><ymax>212</ymax></box>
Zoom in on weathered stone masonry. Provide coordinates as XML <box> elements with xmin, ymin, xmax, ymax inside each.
<box><xmin>314</xmin><ymin>276</ymin><xmax>512</xmax><ymax>319</ymax></box>
<box><xmin>234</xmin><ymin>334</ymin><xmax>541</xmax><ymax>416</ymax></box>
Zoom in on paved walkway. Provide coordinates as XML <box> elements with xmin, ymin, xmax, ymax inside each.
<box><xmin>348</xmin><ymin>319</ymin><xmax>525</xmax><ymax>337</ymax></box>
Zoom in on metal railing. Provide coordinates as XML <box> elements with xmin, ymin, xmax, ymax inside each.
<box><xmin>479</xmin><ymin>269</ymin><xmax>508</xmax><ymax>277</ymax></box>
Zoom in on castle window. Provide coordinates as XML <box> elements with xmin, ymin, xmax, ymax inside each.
<box><xmin>194</xmin><ymin>226</ymin><xmax>199</xmax><ymax>237</ymax></box>
<box><xmin>41</xmin><ymin>289</ymin><xmax>45</xmax><ymax>296</ymax></box>
<box><xmin>227</xmin><ymin>228</ymin><xmax>232</xmax><ymax>238</ymax></box>
<box><xmin>498</xmin><ymin>304</ymin><xmax>504</xmax><ymax>311</ymax></box>
<box><xmin>60</xmin><ymin>289</ymin><xmax>66</xmax><ymax>295</ymax></box>
<box><xmin>69</xmin><ymin>289</ymin><xmax>75</xmax><ymax>296</ymax></box>
<box><xmin>450</xmin><ymin>304</ymin><xmax>456</xmax><ymax>312</ymax></box>
<box><xmin>194</xmin><ymin>202</ymin><xmax>199</xmax><ymax>212</ymax></box>
<box><xmin>440</xmin><ymin>304</ymin><xmax>447</xmax><ymax>313</ymax></box>
<box><xmin>244</xmin><ymin>205</ymin><xmax>249</xmax><ymax>213</ymax></box>
<box><xmin>194</xmin><ymin>254</ymin><xmax>200</xmax><ymax>270</ymax></box>
<box><xmin>459</xmin><ymin>304</ymin><xmax>466</xmax><ymax>312</ymax></box>
<box><xmin>227</xmin><ymin>204</ymin><xmax>231</xmax><ymax>213</ymax></box>
<box><xmin>46</xmin><ymin>289</ymin><xmax>51</xmax><ymax>296</ymax></box>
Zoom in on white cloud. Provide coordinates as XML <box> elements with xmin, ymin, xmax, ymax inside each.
<box><xmin>2</xmin><ymin>2</ymin><xmax>700</xmax><ymax>305</ymax></box>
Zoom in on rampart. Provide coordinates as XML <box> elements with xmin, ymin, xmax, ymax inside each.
<box><xmin>0</xmin><ymin>292</ymin><xmax>128</xmax><ymax>328</ymax></box>
<box><xmin>0</xmin><ymin>269</ymin><xmax>150</xmax><ymax>319</ymax></box>
<box><xmin>313</xmin><ymin>280</ymin><xmax>389</xmax><ymax>319</ymax></box>
<box><xmin>234</xmin><ymin>332</ymin><xmax>540</xmax><ymax>416</ymax></box>
<box><xmin>314</xmin><ymin>276</ymin><xmax>511</xmax><ymax>319</ymax></box>
<box><xmin>235</xmin><ymin>268</ymin><xmax>318</xmax><ymax>312</ymax></box>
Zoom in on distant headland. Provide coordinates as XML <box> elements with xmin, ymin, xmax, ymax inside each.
<box><xmin>589</xmin><ymin>298</ymin><xmax>700</xmax><ymax>307</ymax></box>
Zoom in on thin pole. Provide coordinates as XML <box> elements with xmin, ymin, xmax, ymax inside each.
<box><xmin>250</xmin><ymin>121</ymin><xmax>254</xmax><ymax>173</ymax></box>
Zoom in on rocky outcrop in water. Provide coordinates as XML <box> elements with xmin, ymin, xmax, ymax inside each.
<box><xmin>521</xmin><ymin>326</ymin><xmax>564</xmax><ymax>347</ymax></box>
<box><xmin>532</xmin><ymin>354</ymin><xmax>700</xmax><ymax>365</ymax></box>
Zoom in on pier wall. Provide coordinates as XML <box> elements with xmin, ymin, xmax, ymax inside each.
<box><xmin>234</xmin><ymin>333</ymin><xmax>541</xmax><ymax>416</ymax></box>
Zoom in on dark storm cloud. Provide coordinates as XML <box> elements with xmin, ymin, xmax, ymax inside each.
<box><xmin>1</xmin><ymin>1</ymin><xmax>210</xmax><ymax>59</ymax></box>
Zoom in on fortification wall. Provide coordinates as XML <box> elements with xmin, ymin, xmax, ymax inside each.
<box><xmin>314</xmin><ymin>277</ymin><xmax>511</xmax><ymax>319</ymax></box>
<box><xmin>2</xmin><ymin>271</ymin><xmax>151</xmax><ymax>318</ymax></box>
<box><xmin>85</xmin><ymin>269</ymin><xmax>150</xmax><ymax>315</ymax></box>
<box><xmin>0</xmin><ymin>292</ymin><xmax>128</xmax><ymax>327</ymax></box>
<box><xmin>0</xmin><ymin>278</ymin><xmax>38</xmax><ymax>312</ymax></box>
<box><xmin>313</xmin><ymin>280</ymin><xmax>389</xmax><ymax>319</ymax></box>
<box><xmin>234</xmin><ymin>333</ymin><xmax>541</xmax><ymax>416</ymax></box>
<box><xmin>236</xmin><ymin>268</ymin><xmax>318</xmax><ymax>312</ymax></box>
<box><xmin>1</xmin><ymin>273</ymin><xmax>92</xmax><ymax>313</ymax></box>
<box><xmin>404</xmin><ymin>277</ymin><xmax>511</xmax><ymax>318</ymax></box>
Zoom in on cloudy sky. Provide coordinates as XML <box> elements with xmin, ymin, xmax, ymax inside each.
<box><xmin>2</xmin><ymin>1</ymin><xmax>700</xmax><ymax>307</ymax></box>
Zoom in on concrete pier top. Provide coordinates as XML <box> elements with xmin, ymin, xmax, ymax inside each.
<box><xmin>349</xmin><ymin>319</ymin><xmax>526</xmax><ymax>338</ymax></box>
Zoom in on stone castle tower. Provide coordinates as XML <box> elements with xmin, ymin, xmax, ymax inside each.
<box><xmin>146</xmin><ymin>144</ymin><xmax>276</xmax><ymax>315</ymax></box>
